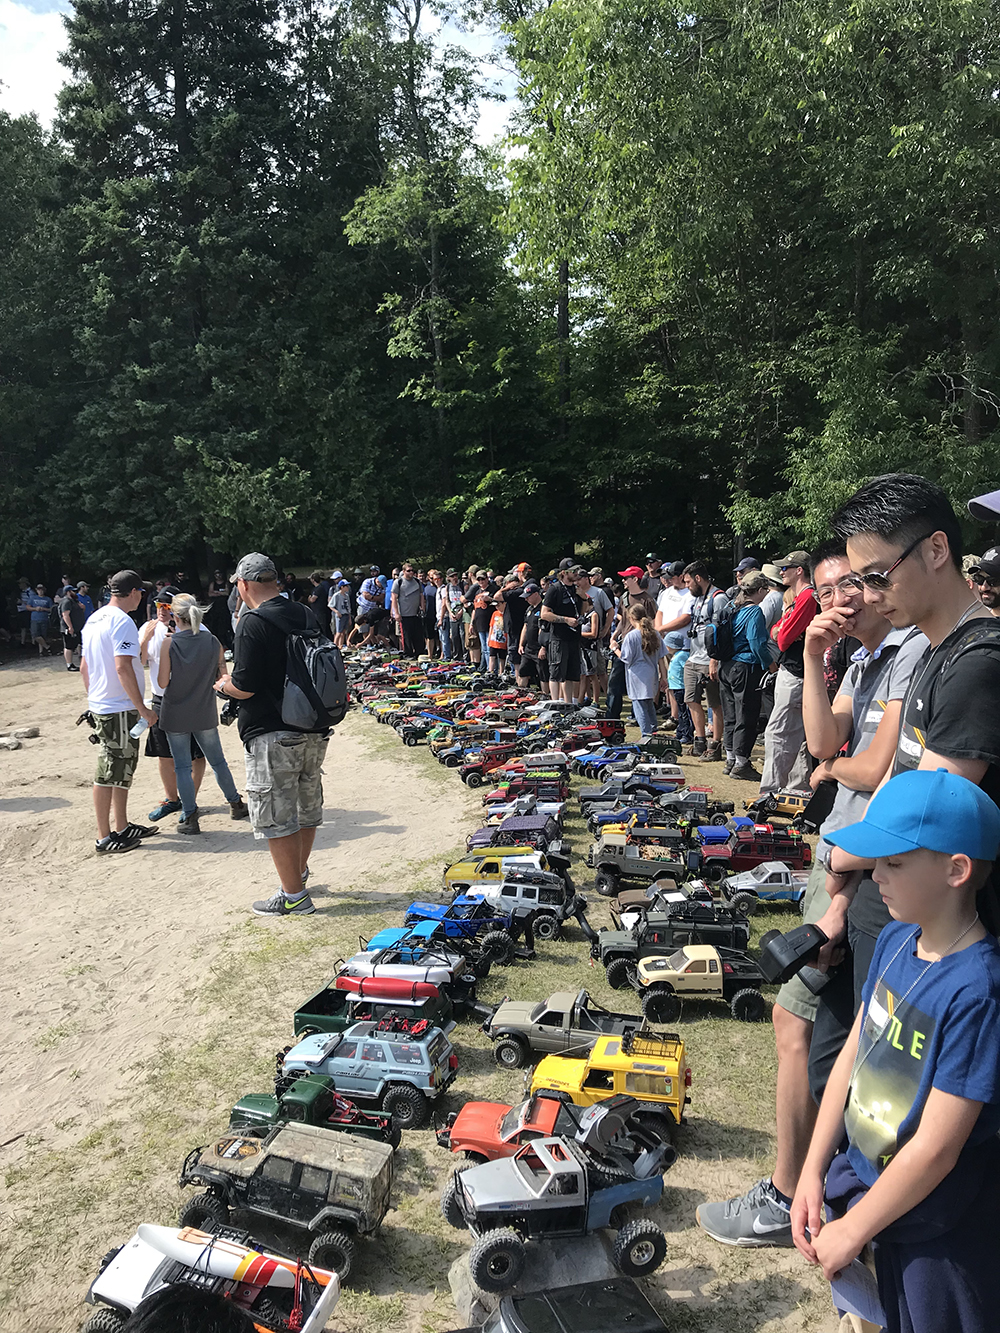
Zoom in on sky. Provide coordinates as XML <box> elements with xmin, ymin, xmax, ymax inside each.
<box><xmin>0</xmin><ymin>0</ymin><xmax>517</xmax><ymax>142</ymax></box>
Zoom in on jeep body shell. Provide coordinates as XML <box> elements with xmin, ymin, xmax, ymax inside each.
<box><xmin>531</xmin><ymin>1032</ymin><xmax>689</xmax><ymax>1125</ymax></box>
<box><xmin>599</xmin><ymin>901</ymin><xmax>750</xmax><ymax>954</ymax></box>
<box><xmin>179</xmin><ymin>1121</ymin><xmax>393</xmax><ymax>1235</ymax></box>
<box><xmin>484</xmin><ymin>989</ymin><xmax>641</xmax><ymax>1061</ymax></box>
<box><xmin>588</xmin><ymin>832</ymin><xmax>699</xmax><ymax>882</ymax></box>
<box><xmin>465</xmin><ymin>815</ymin><xmax>564</xmax><ymax>855</ymax></box>
<box><xmin>466</xmin><ymin>874</ymin><xmax>577</xmax><ymax>922</ymax></box>
<box><xmin>437</xmin><ymin>1093</ymin><xmax>578</xmax><ymax>1160</ymax></box>
<box><xmin>281</xmin><ymin>1021</ymin><xmax>456</xmax><ymax>1105</ymax></box>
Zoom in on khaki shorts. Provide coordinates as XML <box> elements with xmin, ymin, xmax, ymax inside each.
<box><xmin>683</xmin><ymin>658</ymin><xmax>721</xmax><ymax>709</ymax></box>
<box><xmin>93</xmin><ymin>711</ymin><xmax>141</xmax><ymax>789</ymax></box>
<box><xmin>244</xmin><ymin>730</ymin><xmax>329</xmax><ymax>840</ymax></box>
<box><xmin>775</xmin><ymin>859</ymin><xmax>829</xmax><ymax>1022</ymax></box>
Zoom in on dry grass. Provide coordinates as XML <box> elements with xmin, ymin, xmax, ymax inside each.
<box><xmin>0</xmin><ymin>710</ymin><xmax>837</xmax><ymax>1332</ymax></box>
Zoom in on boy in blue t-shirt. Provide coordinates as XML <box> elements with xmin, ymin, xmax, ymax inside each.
<box><xmin>791</xmin><ymin>768</ymin><xmax>1000</xmax><ymax>1332</ymax></box>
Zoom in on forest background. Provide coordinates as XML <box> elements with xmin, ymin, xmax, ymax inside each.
<box><xmin>3</xmin><ymin>0</ymin><xmax>1000</xmax><ymax>579</ymax></box>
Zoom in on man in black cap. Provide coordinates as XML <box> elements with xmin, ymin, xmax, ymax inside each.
<box><xmin>59</xmin><ymin>584</ymin><xmax>85</xmax><ymax>671</ymax></box>
<box><xmin>970</xmin><ymin>548</ymin><xmax>1000</xmax><ymax>617</ymax></box>
<box><xmin>541</xmin><ymin>561</ymin><xmax>583</xmax><ymax>701</ymax></box>
<box><xmin>79</xmin><ymin>571</ymin><xmax>159</xmax><ymax>854</ymax></box>
<box><xmin>215</xmin><ymin>553</ymin><xmax>331</xmax><ymax>916</ymax></box>
<box><xmin>644</xmin><ymin>553</ymin><xmax>662</xmax><ymax>586</ymax></box>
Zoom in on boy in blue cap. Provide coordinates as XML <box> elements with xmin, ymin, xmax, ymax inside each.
<box><xmin>791</xmin><ymin>768</ymin><xmax>1000</xmax><ymax>1331</ymax></box>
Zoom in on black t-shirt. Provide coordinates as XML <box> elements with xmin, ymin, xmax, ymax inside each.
<box><xmin>311</xmin><ymin>580</ymin><xmax>332</xmax><ymax>626</ymax></box>
<box><xmin>502</xmin><ymin>585</ymin><xmax>529</xmax><ymax>641</ymax></box>
<box><xmin>543</xmin><ymin>581</ymin><xmax>580</xmax><ymax>642</ymax></box>
<box><xmin>231</xmin><ymin>596</ymin><xmax>318</xmax><ymax>742</ymax></box>
<box><xmin>59</xmin><ymin>594</ymin><xmax>85</xmax><ymax>635</ymax></box>
<box><xmin>850</xmin><ymin>616</ymin><xmax>1000</xmax><ymax>937</ymax></box>
<box><xmin>522</xmin><ymin>605</ymin><xmax>541</xmax><ymax>655</ymax></box>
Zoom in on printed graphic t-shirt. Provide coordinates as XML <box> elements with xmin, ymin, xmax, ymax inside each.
<box><xmin>847</xmin><ymin>920</ymin><xmax>1000</xmax><ymax>1187</ymax></box>
<box><xmin>82</xmin><ymin>605</ymin><xmax>143</xmax><ymax>714</ymax></box>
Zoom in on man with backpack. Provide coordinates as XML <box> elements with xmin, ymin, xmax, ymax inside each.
<box><xmin>215</xmin><ymin>552</ymin><xmax>341</xmax><ymax>917</ymax></box>
<box><xmin>759</xmin><ymin>549</ymin><xmax>816</xmax><ymax>794</ymax></box>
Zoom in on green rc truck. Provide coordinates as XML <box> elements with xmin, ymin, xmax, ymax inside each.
<box><xmin>229</xmin><ymin>1072</ymin><xmax>401</xmax><ymax>1149</ymax></box>
<box><xmin>588</xmin><ymin>830</ymin><xmax>701</xmax><ymax>897</ymax></box>
<box><xmin>178</xmin><ymin>1120</ymin><xmax>393</xmax><ymax>1281</ymax></box>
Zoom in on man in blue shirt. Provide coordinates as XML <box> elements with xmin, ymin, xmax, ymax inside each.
<box><xmin>24</xmin><ymin>583</ymin><xmax>54</xmax><ymax>656</ymax></box>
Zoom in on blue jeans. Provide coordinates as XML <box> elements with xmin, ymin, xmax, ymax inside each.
<box><xmin>631</xmin><ymin>697</ymin><xmax>658</xmax><ymax>737</ymax></box>
<box><xmin>478</xmin><ymin>630</ymin><xmax>489</xmax><ymax>668</ymax></box>
<box><xmin>445</xmin><ymin>619</ymin><xmax>465</xmax><ymax>660</ymax></box>
<box><xmin>166</xmin><ymin>728</ymin><xmax>240</xmax><ymax>817</ymax></box>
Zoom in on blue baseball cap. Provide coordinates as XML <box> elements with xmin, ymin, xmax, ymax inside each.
<box><xmin>825</xmin><ymin>769</ymin><xmax>1000</xmax><ymax>862</ymax></box>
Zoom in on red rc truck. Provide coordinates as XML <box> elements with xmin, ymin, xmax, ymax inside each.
<box><xmin>698</xmin><ymin>822</ymin><xmax>812</xmax><ymax>883</ymax></box>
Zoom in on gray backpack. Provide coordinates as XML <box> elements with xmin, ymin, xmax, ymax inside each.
<box><xmin>247</xmin><ymin>602</ymin><xmax>348</xmax><ymax>732</ymax></box>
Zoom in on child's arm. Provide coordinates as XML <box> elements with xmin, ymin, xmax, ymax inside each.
<box><xmin>810</xmin><ymin>1089</ymin><xmax>983</xmax><ymax>1280</ymax></box>
<box><xmin>791</xmin><ymin>1007</ymin><xmax>862</xmax><ymax>1262</ymax></box>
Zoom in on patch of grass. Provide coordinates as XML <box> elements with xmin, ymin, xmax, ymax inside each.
<box><xmin>36</xmin><ymin>1019</ymin><xmax>82</xmax><ymax>1051</ymax></box>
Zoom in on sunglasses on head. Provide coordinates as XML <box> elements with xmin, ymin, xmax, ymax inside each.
<box><xmin>852</xmin><ymin>531</ymin><xmax>935</xmax><ymax>591</ymax></box>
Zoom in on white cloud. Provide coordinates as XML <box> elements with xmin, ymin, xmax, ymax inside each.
<box><xmin>0</xmin><ymin>0</ymin><xmax>68</xmax><ymax>124</ymax></box>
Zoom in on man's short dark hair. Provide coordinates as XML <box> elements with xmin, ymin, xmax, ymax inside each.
<box><xmin>809</xmin><ymin>540</ymin><xmax>848</xmax><ymax>582</ymax></box>
<box><xmin>683</xmin><ymin>560</ymin><xmax>711</xmax><ymax>581</ymax></box>
<box><xmin>831</xmin><ymin>473</ymin><xmax>963</xmax><ymax>572</ymax></box>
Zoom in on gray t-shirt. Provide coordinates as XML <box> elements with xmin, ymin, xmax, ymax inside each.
<box><xmin>394</xmin><ymin>576</ymin><xmax>423</xmax><ymax>617</ymax></box>
<box><xmin>687</xmin><ymin>587</ymin><xmax>730</xmax><ymax>666</ymax></box>
<box><xmin>760</xmin><ymin>588</ymin><xmax>785</xmax><ymax>631</ymax></box>
<box><xmin>817</xmin><ymin>627</ymin><xmax>929</xmax><ymax>859</ymax></box>
<box><xmin>158</xmin><ymin>629</ymin><xmax>222</xmax><ymax>733</ymax></box>
<box><xmin>620</xmin><ymin>628</ymin><xmax>668</xmax><ymax>700</ymax></box>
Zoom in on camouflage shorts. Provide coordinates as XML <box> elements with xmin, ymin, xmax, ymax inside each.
<box><xmin>243</xmin><ymin>730</ymin><xmax>329</xmax><ymax>840</ymax></box>
<box><xmin>93</xmin><ymin>711</ymin><xmax>141</xmax><ymax>789</ymax></box>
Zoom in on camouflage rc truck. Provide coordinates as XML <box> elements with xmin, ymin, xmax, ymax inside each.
<box><xmin>588</xmin><ymin>829</ymin><xmax>701</xmax><ymax>896</ymax></box>
<box><xmin>178</xmin><ymin>1120</ymin><xmax>394</xmax><ymax>1280</ymax></box>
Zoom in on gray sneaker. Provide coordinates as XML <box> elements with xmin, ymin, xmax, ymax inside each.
<box><xmin>251</xmin><ymin>890</ymin><xmax>316</xmax><ymax>917</ymax></box>
<box><xmin>696</xmin><ymin>1177</ymin><xmax>793</xmax><ymax>1247</ymax></box>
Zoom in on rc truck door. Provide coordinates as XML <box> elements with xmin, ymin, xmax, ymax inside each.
<box><xmin>529</xmin><ymin>1005</ymin><xmax>567</xmax><ymax>1055</ymax></box>
<box><xmin>247</xmin><ymin>1155</ymin><xmax>298</xmax><ymax>1218</ymax></box>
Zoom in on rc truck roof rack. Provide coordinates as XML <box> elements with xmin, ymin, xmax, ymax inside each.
<box><xmin>621</xmin><ymin>1029</ymin><xmax>683</xmax><ymax>1058</ymax></box>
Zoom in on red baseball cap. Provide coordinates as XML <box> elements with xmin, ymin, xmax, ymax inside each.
<box><xmin>617</xmin><ymin>565</ymin><xmax>644</xmax><ymax>578</ymax></box>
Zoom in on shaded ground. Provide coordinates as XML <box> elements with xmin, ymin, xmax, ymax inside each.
<box><xmin>0</xmin><ymin>660</ymin><xmax>837</xmax><ymax>1331</ymax></box>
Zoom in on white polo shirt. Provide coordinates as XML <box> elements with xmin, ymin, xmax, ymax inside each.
<box><xmin>81</xmin><ymin>605</ymin><xmax>143</xmax><ymax>714</ymax></box>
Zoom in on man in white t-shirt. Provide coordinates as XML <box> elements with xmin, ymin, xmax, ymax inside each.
<box><xmin>80</xmin><ymin>570</ymin><xmax>158</xmax><ymax>854</ymax></box>
<box><xmin>655</xmin><ymin>562</ymin><xmax>694</xmax><ymax>644</ymax></box>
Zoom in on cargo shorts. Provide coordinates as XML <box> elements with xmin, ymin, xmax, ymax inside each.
<box><xmin>93</xmin><ymin>711</ymin><xmax>141</xmax><ymax>789</ymax></box>
<box><xmin>244</xmin><ymin>730</ymin><xmax>329</xmax><ymax>840</ymax></box>
<box><xmin>774</xmin><ymin>859</ymin><xmax>830</xmax><ymax>1022</ymax></box>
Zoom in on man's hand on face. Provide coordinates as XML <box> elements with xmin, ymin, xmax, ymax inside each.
<box><xmin>804</xmin><ymin>604</ymin><xmax>856</xmax><ymax>657</ymax></box>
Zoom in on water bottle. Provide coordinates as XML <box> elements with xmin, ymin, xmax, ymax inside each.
<box><xmin>129</xmin><ymin>718</ymin><xmax>149</xmax><ymax>739</ymax></box>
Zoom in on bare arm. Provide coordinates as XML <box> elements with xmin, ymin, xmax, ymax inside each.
<box><xmin>816</xmin><ymin>700</ymin><xmax>903</xmax><ymax>793</ymax></box>
<box><xmin>116</xmin><ymin>656</ymin><xmax>156</xmax><ymax>723</ymax></box>
<box><xmin>157</xmin><ymin>636</ymin><xmax>171</xmax><ymax>692</ymax></box>
<box><xmin>655</xmin><ymin>610</ymin><xmax>692</xmax><ymax>634</ymax></box>
<box><xmin>802</xmin><ymin>609</ymin><xmax>856</xmax><ymax>759</ymax></box>
<box><xmin>139</xmin><ymin>620</ymin><xmax>156</xmax><ymax>666</ymax></box>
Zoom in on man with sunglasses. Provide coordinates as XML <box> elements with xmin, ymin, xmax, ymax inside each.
<box><xmin>759</xmin><ymin>550</ymin><xmax>816</xmax><ymax>794</ymax></box>
<box><xmin>831</xmin><ymin>473</ymin><xmax>1000</xmax><ymax>947</ymax></box>
<box><xmin>969</xmin><ymin>548</ymin><xmax>1000</xmax><ymax>617</ymax></box>
<box><xmin>390</xmin><ymin>561</ymin><xmax>426</xmax><ymax>658</ymax></box>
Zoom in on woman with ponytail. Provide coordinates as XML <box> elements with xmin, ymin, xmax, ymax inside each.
<box><xmin>157</xmin><ymin>594</ymin><xmax>248</xmax><ymax>834</ymax></box>
<box><xmin>611</xmin><ymin>604</ymin><xmax>668</xmax><ymax>738</ymax></box>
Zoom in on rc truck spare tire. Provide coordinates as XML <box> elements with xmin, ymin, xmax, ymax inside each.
<box><xmin>469</xmin><ymin>1228</ymin><xmax>526</xmax><ymax>1293</ymax></box>
<box><xmin>614</xmin><ymin>1217</ymin><xmax>667</xmax><ymax>1277</ymax></box>
<box><xmin>605</xmin><ymin>956</ymin><xmax>636</xmax><ymax>990</ymax></box>
<box><xmin>308</xmin><ymin>1228</ymin><xmax>355</xmax><ymax>1281</ymax></box>
<box><xmin>382</xmin><ymin>1083</ymin><xmax>428</xmax><ymax>1129</ymax></box>
<box><xmin>532</xmin><ymin>913</ymin><xmax>560</xmax><ymax>941</ymax></box>
<box><xmin>642</xmin><ymin>985</ymin><xmax>681</xmax><ymax>1024</ymax></box>
<box><xmin>493</xmin><ymin>1036</ymin><xmax>528</xmax><ymax>1069</ymax></box>
<box><xmin>178</xmin><ymin>1191</ymin><xmax>230</xmax><ymax>1231</ymax></box>
<box><xmin>479</xmin><ymin>930</ymin><xmax>516</xmax><ymax>964</ymax></box>
<box><xmin>731</xmin><ymin>987</ymin><xmax>768</xmax><ymax>1022</ymax></box>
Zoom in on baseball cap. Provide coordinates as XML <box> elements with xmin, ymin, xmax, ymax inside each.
<box><xmin>971</xmin><ymin>547</ymin><xmax>1000</xmax><ymax>577</ymax></box>
<box><xmin>231</xmin><ymin>553</ymin><xmax>277</xmax><ymax>583</ymax></box>
<box><xmin>969</xmin><ymin>489</ymin><xmax>1000</xmax><ymax>521</ymax></box>
<box><xmin>377</xmin><ymin>574</ymin><xmax>387</xmax><ymax>586</ymax></box>
<box><xmin>778</xmin><ymin>550</ymin><xmax>810</xmax><ymax>569</ymax></box>
<box><xmin>558</xmin><ymin>557</ymin><xmax>576</xmax><ymax>571</ymax></box>
<box><xmin>369</xmin><ymin>565</ymin><xmax>380</xmax><ymax>573</ymax></box>
<box><xmin>446</xmin><ymin>567</ymin><xmax>458</xmax><ymax>576</ymax></box>
<box><xmin>825</xmin><ymin>768</ymin><xmax>1000</xmax><ymax>862</ymax></box>
<box><xmin>108</xmin><ymin>570</ymin><xmax>152</xmax><ymax>595</ymax></box>
<box><xmin>520</xmin><ymin>581</ymin><xmax>541</xmax><ymax>597</ymax></box>
<box><xmin>516</xmin><ymin>561</ymin><xmax>532</xmax><ymax>574</ymax></box>
<box><xmin>589</xmin><ymin>566</ymin><xmax>603</xmax><ymax>578</ymax></box>
<box><xmin>155</xmin><ymin>584</ymin><xmax>181</xmax><ymax>604</ymax></box>
<box><xmin>667</xmin><ymin>561</ymin><xmax>685</xmax><ymax>577</ymax></box>
<box><xmin>760</xmin><ymin>563</ymin><xmax>784</xmax><ymax>587</ymax></box>
<box><xmin>645</xmin><ymin>552</ymin><xmax>661</xmax><ymax>562</ymax></box>
<box><xmin>338</xmin><ymin>578</ymin><xmax>350</xmax><ymax>587</ymax></box>
<box><xmin>63</xmin><ymin>584</ymin><xmax>78</xmax><ymax>592</ymax></box>
<box><xmin>618</xmin><ymin>565</ymin><xmax>644</xmax><ymax>578</ymax></box>
<box><xmin>735</xmin><ymin>557</ymin><xmax>760</xmax><ymax>573</ymax></box>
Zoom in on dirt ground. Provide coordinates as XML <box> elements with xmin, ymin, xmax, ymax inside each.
<box><xmin>0</xmin><ymin>657</ymin><xmax>838</xmax><ymax>1332</ymax></box>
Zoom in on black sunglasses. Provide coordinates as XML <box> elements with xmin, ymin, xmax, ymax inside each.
<box><xmin>972</xmin><ymin>572</ymin><xmax>998</xmax><ymax>588</ymax></box>
<box><xmin>853</xmin><ymin>531</ymin><xmax>935</xmax><ymax>591</ymax></box>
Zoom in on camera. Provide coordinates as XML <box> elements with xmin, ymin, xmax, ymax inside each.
<box><xmin>219</xmin><ymin>696</ymin><xmax>239</xmax><ymax>727</ymax></box>
<box><xmin>76</xmin><ymin>710</ymin><xmax>101</xmax><ymax>745</ymax></box>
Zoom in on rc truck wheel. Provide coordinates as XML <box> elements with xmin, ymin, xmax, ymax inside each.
<box><xmin>614</xmin><ymin>1217</ymin><xmax>667</xmax><ymax>1277</ymax></box>
<box><xmin>469</xmin><ymin>1228</ymin><xmax>526</xmax><ymax>1293</ymax></box>
<box><xmin>308</xmin><ymin>1228</ymin><xmax>355</xmax><ymax>1281</ymax></box>
<box><xmin>605</xmin><ymin>956</ymin><xmax>636</xmax><ymax>990</ymax></box>
<box><xmin>382</xmin><ymin>1083</ymin><xmax>429</xmax><ymax>1129</ymax></box>
<box><xmin>704</xmin><ymin>864</ymin><xmax>726</xmax><ymax>883</ymax></box>
<box><xmin>711</xmin><ymin>813</ymin><xmax>729</xmax><ymax>825</ymax></box>
<box><xmin>642</xmin><ymin>985</ymin><xmax>681</xmax><ymax>1024</ymax></box>
<box><xmin>633</xmin><ymin>1108</ymin><xmax>675</xmax><ymax>1143</ymax></box>
<box><xmin>731</xmin><ymin>892</ymin><xmax>758</xmax><ymax>916</ymax></box>
<box><xmin>479</xmin><ymin>930</ymin><xmax>515</xmax><ymax>964</ymax></box>
<box><xmin>493</xmin><ymin>1036</ymin><xmax>528</xmax><ymax>1069</ymax></box>
<box><xmin>405</xmin><ymin>735</ymin><xmax>419</xmax><ymax>747</ymax></box>
<box><xmin>731</xmin><ymin>988</ymin><xmax>767</xmax><ymax>1022</ymax></box>
<box><xmin>440</xmin><ymin>1172</ymin><xmax>468</xmax><ymax>1229</ymax></box>
<box><xmin>178</xmin><ymin>1191</ymin><xmax>230</xmax><ymax>1230</ymax></box>
<box><xmin>465</xmin><ymin>771</ymin><xmax>485</xmax><ymax>789</ymax></box>
<box><xmin>594</xmin><ymin>869</ymin><xmax>619</xmax><ymax>897</ymax></box>
<box><xmin>472</xmin><ymin>954</ymin><xmax>492</xmax><ymax>980</ymax></box>
<box><xmin>82</xmin><ymin>1309</ymin><xmax>127</xmax><ymax>1333</ymax></box>
<box><xmin>444</xmin><ymin>755</ymin><xmax>460</xmax><ymax>768</ymax></box>
<box><xmin>532</xmin><ymin>913</ymin><xmax>560</xmax><ymax>941</ymax></box>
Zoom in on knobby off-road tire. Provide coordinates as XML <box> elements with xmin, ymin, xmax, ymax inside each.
<box><xmin>711</xmin><ymin>813</ymin><xmax>729</xmax><ymax>825</ymax></box>
<box><xmin>594</xmin><ymin>870</ymin><xmax>619</xmax><ymax>898</ymax></box>
<box><xmin>178</xmin><ymin>1191</ymin><xmax>230</xmax><ymax>1230</ymax></box>
<box><xmin>731</xmin><ymin>892</ymin><xmax>758</xmax><ymax>917</ymax></box>
<box><xmin>479</xmin><ymin>930</ymin><xmax>515</xmax><ymax>965</ymax></box>
<box><xmin>308</xmin><ymin>1228</ymin><xmax>355</xmax><ymax>1281</ymax></box>
<box><xmin>615</xmin><ymin>1217</ymin><xmax>667</xmax><ymax>1277</ymax></box>
<box><xmin>642</xmin><ymin>985</ymin><xmax>681</xmax><ymax>1025</ymax></box>
<box><xmin>81</xmin><ymin>1310</ymin><xmax>127</xmax><ymax>1333</ymax></box>
<box><xmin>469</xmin><ymin>1228</ymin><xmax>526</xmax><ymax>1293</ymax></box>
<box><xmin>605</xmin><ymin>956</ymin><xmax>636</xmax><ymax>990</ymax></box>
<box><xmin>730</xmin><ymin>987</ymin><xmax>768</xmax><ymax>1022</ymax></box>
<box><xmin>382</xmin><ymin>1083</ymin><xmax>428</xmax><ymax>1129</ymax></box>
<box><xmin>493</xmin><ymin>1036</ymin><xmax>528</xmax><ymax>1069</ymax></box>
<box><xmin>464</xmin><ymin>771</ymin><xmax>485</xmax><ymax>789</ymax></box>
<box><xmin>532</xmin><ymin>913</ymin><xmax>561</xmax><ymax>941</ymax></box>
<box><xmin>405</xmin><ymin>735</ymin><xmax>420</xmax><ymax>747</ymax></box>
<box><xmin>440</xmin><ymin>1172</ymin><xmax>468</xmax><ymax>1229</ymax></box>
